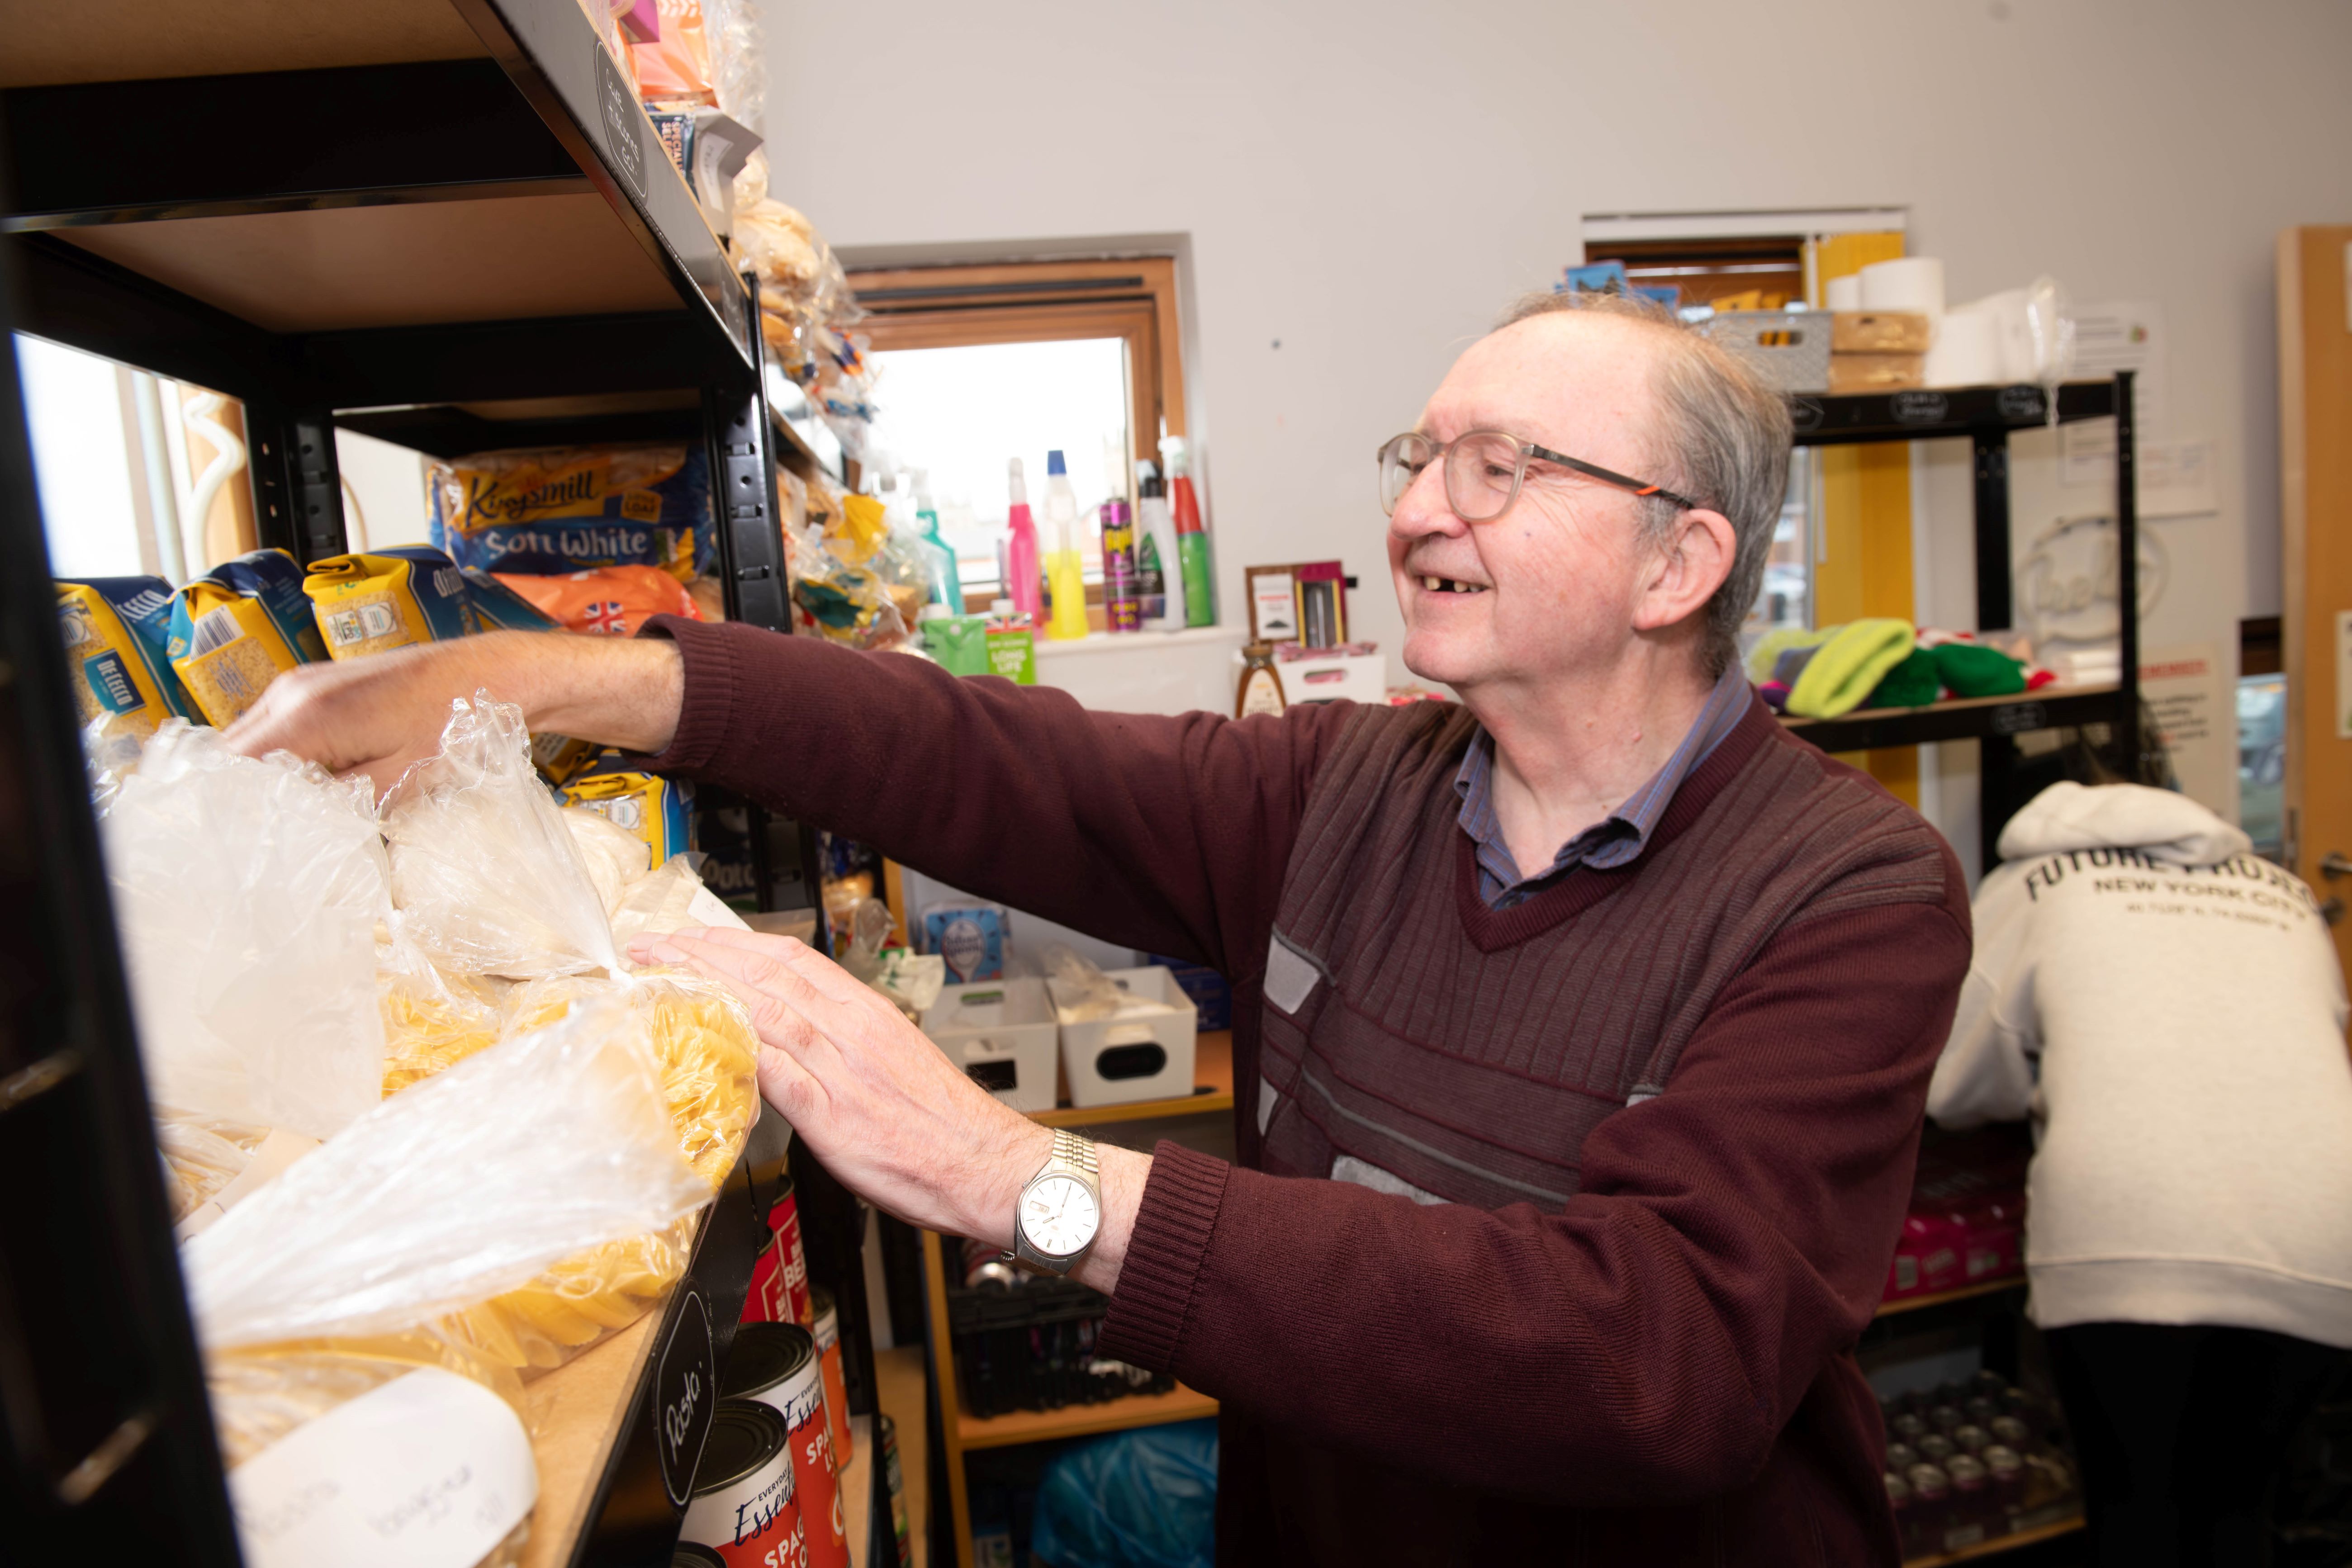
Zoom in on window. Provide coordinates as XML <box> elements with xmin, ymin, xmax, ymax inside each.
<box><xmin>848</xmin><ymin>258</ymin><xmax>1190</xmax><ymax>610</ymax></box>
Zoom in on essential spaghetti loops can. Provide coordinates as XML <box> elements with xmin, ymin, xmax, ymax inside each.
<box><xmin>811</xmin><ymin>1285</ymin><xmax>852</xmax><ymax>1468</ymax></box>
<box><xmin>722</xmin><ymin>1323</ymin><xmax>849</xmax><ymax>1568</ymax></box>
<box><xmin>743</xmin><ymin>1178</ymin><xmax>814</xmax><ymax>1328</ymax></box>
<box><xmin>678</xmin><ymin>1398</ymin><xmax>803</xmax><ymax>1568</ymax></box>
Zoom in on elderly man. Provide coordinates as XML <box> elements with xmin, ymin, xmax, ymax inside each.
<box><xmin>234</xmin><ymin>292</ymin><xmax>1968</xmax><ymax>1563</ymax></box>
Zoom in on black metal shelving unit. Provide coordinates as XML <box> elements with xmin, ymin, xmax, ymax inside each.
<box><xmin>1778</xmin><ymin>374</ymin><xmax>2139</xmax><ymax>871</ymax></box>
<box><xmin>0</xmin><ymin>3</ymin><xmax>872</xmax><ymax>1561</ymax></box>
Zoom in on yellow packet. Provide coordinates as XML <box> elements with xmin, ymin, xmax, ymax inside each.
<box><xmin>303</xmin><ymin>546</ymin><xmax>475</xmax><ymax>660</ymax></box>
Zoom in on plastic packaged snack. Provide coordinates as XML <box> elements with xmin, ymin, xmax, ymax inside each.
<box><xmin>785</xmin><ymin>516</ymin><xmax>908</xmax><ymax>649</ymax></box>
<box><xmin>491</xmin><ymin>563</ymin><xmax>702</xmax><ymax>636</ymax></box>
<box><xmin>382</xmin><ymin>693</ymin><xmax>624</xmax><ymax>980</ymax></box>
<box><xmin>156</xmin><ymin>1113</ymin><xmax>271</xmax><ymax>1222</ymax></box>
<box><xmin>427</xmin><ymin>444</ymin><xmax>715</xmax><ymax>582</ymax></box>
<box><xmin>630</xmin><ymin>0</ymin><xmax>716</xmax><ymax>106</ymax></box>
<box><xmin>304</xmin><ymin>545</ymin><xmax>476</xmax><ymax>659</ymax></box>
<box><xmin>100</xmin><ymin>721</ymin><xmax>389</xmax><ymax>1141</ymax></box>
<box><xmin>560</xmin><ymin>765</ymin><xmax>694</xmax><ymax>869</ymax></box>
<box><xmin>183</xmin><ymin>989</ymin><xmax>706</xmax><ymax>1350</ymax></box>
<box><xmin>564</xmin><ymin>803</ymin><xmax>654</xmax><ymax>914</ymax></box>
<box><xmin>444</xmin><ymin>971</ymin><xmax>761</xmax><ymax>1370</ymax></box>
<box><xmin>166</xmin><ymin>549</ymin><xmax>327</xmax><ymax>726</ymax></box>
<box><xmin>378</xmin><ymin>963</ymin><xmax>504</xmax><ymax>1098</ymax></box>
<box><xmin>56</xmin><ymin>576</ymin><xmax>195</xmax><ymax>737</ymax></box>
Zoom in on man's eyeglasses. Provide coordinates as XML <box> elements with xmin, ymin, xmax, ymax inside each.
<box><xmin>1375</xmin><ymin>429</ymin><xmax>1698</xmax><ymax>523</ymax></box>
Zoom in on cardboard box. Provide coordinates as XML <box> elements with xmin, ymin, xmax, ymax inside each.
<box><xmin>1049</xmin><ymin>966</ymin><xmax>1198</xmax><ymax>1108</ymax></box>
<box><xmin>1828</xmin><ymin>352</ymin><xmax>1925</xmax><ymax>394</ymax></box>
<box><xmin>921</xmin><ymin>977</ymin><xmax>1061</xmax><ymax>1113</ymax></box>
<box><xmin>1831</xmin><ymin>311</ymin><xmax>1932</xmax><ymax>354</ymax></box>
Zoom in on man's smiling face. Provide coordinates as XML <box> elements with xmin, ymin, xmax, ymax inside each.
<box><xmin>1386</xmin><ymin>312</ymin><xmax>1675</xmax><ymax>695</ymax></box>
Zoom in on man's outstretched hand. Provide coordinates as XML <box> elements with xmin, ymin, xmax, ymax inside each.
<box><xmin>634</xmin><ymin>927</ymin><xmax>1146</xmax><ymax>1293</ymax></box>
<box><xmin>225</xmin><ymin>630</ymin><xmax>685</xmax><ymax>797</ymax></box>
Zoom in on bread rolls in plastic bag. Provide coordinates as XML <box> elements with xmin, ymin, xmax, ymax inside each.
<box><xmin>382</xmin><ymin>693</ymin><xmax>623</xmax><ymax>979</ymax></box>
<box><xmin>100</xmin><ymin>720</ymin><xmax>389</xmax><ymax>1142</ymax></box>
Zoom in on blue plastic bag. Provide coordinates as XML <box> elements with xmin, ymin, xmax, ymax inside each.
<box><xmin>1030</xmin><ymin>1418</ymin><xmax>1216</xmax><ymax>1568</ymax></box>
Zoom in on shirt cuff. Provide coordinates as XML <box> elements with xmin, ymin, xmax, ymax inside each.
<box><xmin>1095</xmin><ymin>1140</ymin><xmax>1232</xmax><ymax>1373</ymax></box>
<box><xmin>633</xmin><ymin>614</ymin><xmax>738</xmax><ymax>775</ymax></box>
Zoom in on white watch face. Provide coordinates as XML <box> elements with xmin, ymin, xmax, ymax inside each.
<box><xmin>1020</xmin><ymin>1173</ymin><xmax>1100</xmax><ymax>1258</ymax></box>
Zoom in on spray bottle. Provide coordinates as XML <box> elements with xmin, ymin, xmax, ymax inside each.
<box><xmin>1041</xmin><ymin>450</ymin><xmax>1091</xmax><ymax>641</ymax></box>
<box><xmin>1162</xmin><ymin>435</ymin><xmax>1215</xmax><ymax>627</ymax></box>
<box><xmin>1004</xmin><ymin>458</ymin><xmax>1043</xmax><ymax>626</ymax></box>
<box><xmin>1135</xmin><ymin>460</ymin><xmax>1184</xmax><ymax>631</ymax></box>
<box><xmin>911</xmin><ymin>468</ymin><xmax>963</xmax><ymax>613</ymax></box>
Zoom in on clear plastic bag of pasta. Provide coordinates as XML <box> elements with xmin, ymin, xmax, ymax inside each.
<box><xmin>383</xmin><ymin>692</ymin><xmax>623</xmax><ymax>980</ymax></box>
<box><xmin>443</xmin><ymin>970</ymin><xmax>761</xmax><ymax>1371</ymax></box>
<box><xmin>99</xmin><ymin>720</ymin><xmax>389</xmax><ymax>1144</ymax></box>
<box><xmin>183</xmin><ymin>992</ymin><xmax>703</xmax><ymax>1568</ymax></box>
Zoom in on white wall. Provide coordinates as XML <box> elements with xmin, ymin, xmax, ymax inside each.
<box><xmin>761</xmin><ymin>0</ymin><xmax>2352</xmax><ymax>722</ymax></box>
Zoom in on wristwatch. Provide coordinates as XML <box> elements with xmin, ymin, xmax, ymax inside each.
<box><xmin>1010</xmin><ymin>1129</ymin><xmax>1102</xmax><ymax>1275</ymax></box>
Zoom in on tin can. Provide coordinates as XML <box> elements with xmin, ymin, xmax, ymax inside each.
<box><xmin>678</xmin><ymin>1399</ymin><xmax>804</xmax><ymax>1568</ymax></box>
<box><xmin>672</xmin><ymin>1545</ymin><xmax>730</xmax><ymax>1568</ymax></box>
<box><xmin>743</xmin><ymin>1176</ymin><xmax>815</xmax><ymax>1328</ymax></box>
<box><xmin>811</xmin><ymin>1285</ymin><xmax>852</xmax><ymax>1467</ymax></box>
<box><xmin>724</xmin><ymin>1323</ymin><xmax>849</xmax><ymax>1568</ymax></box>
<box><xmin>877</xmin><ymin>1413</ymin><xmax>913</xmax><ymax>1568</ymax></box>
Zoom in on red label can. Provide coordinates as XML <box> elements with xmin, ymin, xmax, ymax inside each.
<box><xmin>743</xmin><ymin>1177</ymin><xmax>815</xmax><ymax>1328</ymax></box>
<box><xmin>723</xmin><ymin>1323</ymin><xmax>848</xmax><ymax>1568</ymax></box>
<box><xmin>678</xmin><ymin>1399</ymin><xmax>806</xmax><ymax>1568</ymax></box>
<box><xmin>811</xmin><ymin>1285</ymin><xmax>852</xmax><ymax>1468</ymax></box>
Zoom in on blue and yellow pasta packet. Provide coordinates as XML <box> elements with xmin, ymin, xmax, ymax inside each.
<box><xmin>559</xmin><ymin>761</ymin><xmax>693</xmax><ymax>868</ymax></box>
<box><xmin>460</xmin><ymin>567</ymin><xmax>562</xmax><ymax>631</ymax></box>
<box><xmin>166</xmin><ymin>548</ymin><xmax>327</xmax><ymax>726</ymax></box>
<box><xmin>55</xmin><ymin>576</ymin><xmax>195</xmax><ymax>737</ymax></box>
<box><xmin>303</xmin><ymin>545</ymin><xmax>477</xmax><ymax>659</ymax></box>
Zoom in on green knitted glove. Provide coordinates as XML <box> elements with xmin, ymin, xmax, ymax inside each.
<box><xmin>1865</xmin><ymin>648</ymin><xmax>1941</xmax><ymax>709</ymax></box>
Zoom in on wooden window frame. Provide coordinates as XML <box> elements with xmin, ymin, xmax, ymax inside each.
<box><xmin>845</xmin><ymin>257</ymin><xmax>1189</xmax><ymax>469</ymax></box>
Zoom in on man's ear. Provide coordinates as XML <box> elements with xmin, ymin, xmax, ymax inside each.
<box><xmin>1631</xmin><ymin>507</ymin><xmax>1736</xmax><ymax>634</ymax></box>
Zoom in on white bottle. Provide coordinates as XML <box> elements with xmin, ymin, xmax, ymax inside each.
<box><xmin>1135</xmin><ymin>460</ymin><xmax>1186</xmax><ymax>632</ymax></box>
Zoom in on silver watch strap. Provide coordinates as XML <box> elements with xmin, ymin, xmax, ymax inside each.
<box><xmin>1047</xmin><ymin>1128</ymin><xmax>1099</xmax><ymax>1180</ymax></box>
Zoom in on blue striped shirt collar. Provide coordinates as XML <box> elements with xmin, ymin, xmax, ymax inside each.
<box><xmin>1452</xmin><ymin>662</ymin><xmax>1752</xmax><ymax>909</ymax></box>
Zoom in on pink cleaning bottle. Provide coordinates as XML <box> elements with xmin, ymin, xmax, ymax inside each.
<box><xmin>1004</xmin><ymin>457</ymin><xmax>1044</xmax><ymax>626</ymax></box>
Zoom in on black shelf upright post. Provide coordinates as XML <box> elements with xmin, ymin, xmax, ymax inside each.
<box><xmin>2113</xmin><ymin>369</ymin><xmax>2139</xmax><ymax>776</ymax></box>
<box><xmin>1973</xmin><ymin>424</ymin><xmax>2018</xmax><ymax>876</ymax></box>
<box><xmin>0</xmin><ymin>233</ymin><xmax>241</xmax><ymax>1568</ymax></box>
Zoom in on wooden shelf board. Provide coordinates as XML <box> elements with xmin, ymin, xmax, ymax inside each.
<box><xmin>1905</xmin><ymin>1513</ymin><xmax>2084</xmax><ymax>1567</ymax></box>
<box><xmin>1784</xmin><ymin>682</ymin><xmax>2120</xmax><ymax>730</ymax></box>
<box><xmin>958</xmin><ymin>1383</ymin><xmax>1219</xmax><ymax>1451</ymax></box>
<box><xmin>1029</xmin><ymin>1030</ymin><xmax>1233</xmax><ymax>1128</ymax></box>
<box><xmin>60</xmin><ymin>192</ymin><xmax>679</xmax><ymax>335</ymax></box>
<box><xmin>5</xmin><ymin>0</ymin><xmax>487</xmax><ymax>88</ymax></box>
<box><xmin>1875</xmin><ymin>1275</ymin><xmax>2026</xmax><ymax>1319</ymax></box>
<box><xmin>517</xmin><ymin>1307</ymin><xmax>661</xmax><ymax>1568</ymax></box>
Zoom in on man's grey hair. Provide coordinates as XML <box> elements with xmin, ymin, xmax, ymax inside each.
<box><xmin>1495</xmin><ymin>290</ymin><xmax>1792</xmax><ymax>678</ymax></box>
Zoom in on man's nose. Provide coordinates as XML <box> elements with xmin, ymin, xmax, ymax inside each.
<box><xmin>1388</xmin><ymin>462</ymin><xmax>1466</xmax><ymax>542</ymax></box>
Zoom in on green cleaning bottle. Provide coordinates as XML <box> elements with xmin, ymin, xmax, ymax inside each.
<box><xmin>1162</xmin><ymin>436</ymin><xmax>1215</xmax><ymax>627</ymax></box>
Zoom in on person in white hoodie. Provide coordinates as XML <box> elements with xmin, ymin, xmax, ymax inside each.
<box><xmin>1931</xmin><ymin>780</ymin><xmax>2352</xmax><ymax>1568</ymax></box>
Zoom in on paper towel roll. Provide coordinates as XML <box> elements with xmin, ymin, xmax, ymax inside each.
<box><xmin>1824</xmin><ymin>275</ymin><xmax>1862</xmax><ymax>311</ymax></box>
<box><xmin>1924</xmin><ymin>310</ymin><xmax>2000</xmax><ymax>388</ymax></box>
<box><xmin>1858</xmin><ymin>257</ymin><xmax>1946</xmax><ymax>317</ymax></box>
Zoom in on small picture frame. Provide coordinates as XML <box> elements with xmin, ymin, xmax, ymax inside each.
<box><xmin>1245</xmin><ymin>564</ymin><xmax>1301</xmax><ymax>644</ymax></box>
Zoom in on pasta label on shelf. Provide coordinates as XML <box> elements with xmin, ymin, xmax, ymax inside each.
<box><xmin>225</xmin><ymin>1367</ymin><xmax>536</xmax><ymax>1568</ymax></box>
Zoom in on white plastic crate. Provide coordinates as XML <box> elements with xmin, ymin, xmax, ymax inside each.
<box><xmin>1048</xmin><ymin>966</ymin><xmax>1199</xmax><ymax>1108</ymax></box>
<box><xmin>920</xmin><ymin>977</ymin><xmax>1061</xmax><ymax>1113</ymax></box>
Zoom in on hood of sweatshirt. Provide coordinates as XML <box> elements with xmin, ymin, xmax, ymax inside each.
<box><xmin>1996</xmin><ymin>780</ymin><xmax>2252</xmax><ymax>866</ymax></box>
